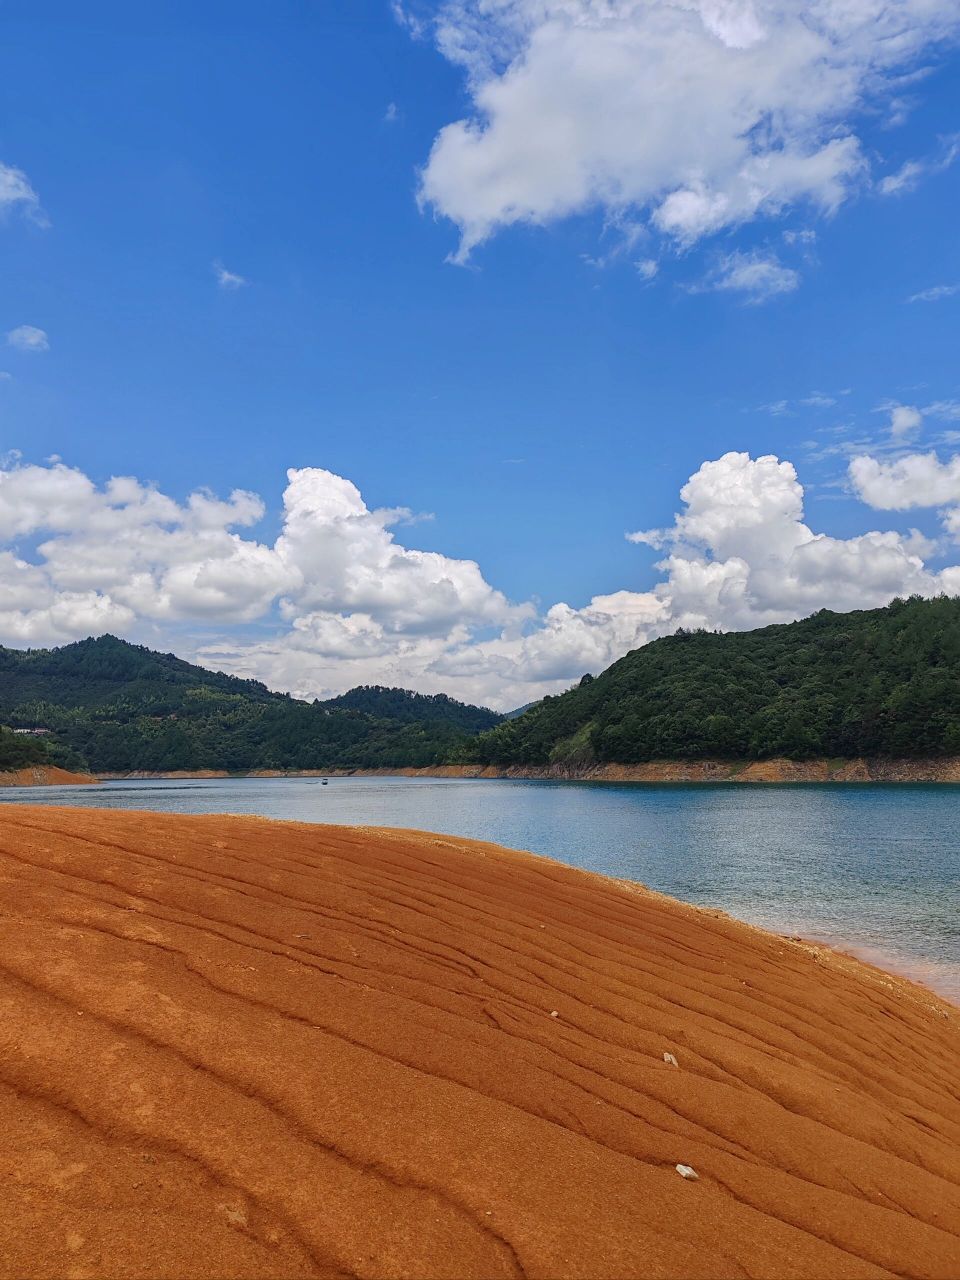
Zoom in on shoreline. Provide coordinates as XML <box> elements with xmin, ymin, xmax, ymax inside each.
<box><xmin>2</xmin><ymin>779</ymin><xmax>956</xmax><ymax>1004</ymax></box>
<box><xmin>795</xmin><ymin>931</ymin><xmax>959</xmax><ymax>1009</ymax></box>
<box><xmin>86</xmin><ymin>754</ymin><xmax>960</xmax><ymax>783</ymax></box>
<box><xmin>4</xmin><ymin>771</ymin><xmax>956</xmax><ymax>1003</ymax></box>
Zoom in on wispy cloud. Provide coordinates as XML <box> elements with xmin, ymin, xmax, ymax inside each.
<box><xmin>580</xmin><ymin>217</ymin><xmax>648</xmax><ymax>271</ymax></box>
<box><xmin>800</xmin><ymin>393</ymin><xmax>837</xmax><ymax>408</ymax></box>
<box><xmin>0</xmin><ymin>161</ymin><xmax>47</xmax><ymax>226</ymax></box>
<box><xmin>390</xmin><ymin>1</ymin><xmax>426</xmax><ymax>40</ymax></box>
<box><xmin>761</xmin><ymin>391</ymin><xmax>842</xmax><ymax>416</ymax></box>
<box><xmin>878</xmin><ymin>133</ymin><xmax>959</xmax><ymax>196</ymax></box>
<box><xmin>878</xmin><ymin>159</ymin><xmax>926</xmax><ymax>196</ymax></box>
<box><xmin>925</xmin><ymin>399</ymin><xmax>960</xmax><ymax>422</ymax></box>
<box><xmin>759</xmin><ymin>399</ymin><xmax>791</xmax><ymax>417</ymax></box>
<box><xmin>384</xmin><ymin>102</ymin><xmax>400</xmax><ymax>124</ymax></box>
<box><xmin>6</xmin><ymin>325</ymin><xmax>48</xmax><ymax>352</ymax></box>
<box><xmin>908</xmin><ymin>283</ymin><xmax>959</xmax><ymax>303</ymax></box>
<box><xmin>692</xmin><ymin>251</ymin><xmax>800</xmax><ymax>304</ymax></box>
<box><xmin>213</xmin><ymin>260</ymin><xmax>248</xmax><ymax>290</ymax></box>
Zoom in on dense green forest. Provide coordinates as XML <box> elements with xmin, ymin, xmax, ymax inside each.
<box><xmin>0</xmin><ymin>635</ymin><xmax>501</xmax><ymax>773</ymax></box>
<box><xmin>6</xmin><ymin>598</ymin><xmax>960</xmax><ymax>775</ymax></box>
<box><xmin>322</xmin><ymin>684</ymin><xmax>499</xmax><ymax>733</ymax></box>
<box><xmin>462</xmin><ymin>596</ymin><xmax>960</xmax><ymax>765</ymax></box>
<box><xmin>0</xmin><ymin>726</ymin><xmax>50</xmax><ymax>772</ymax></box>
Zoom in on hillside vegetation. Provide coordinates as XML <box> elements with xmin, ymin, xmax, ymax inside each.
<box><xmin>0</xmin><ymin>636</ymin><xmax>500</xmax><ymax>773</ymax></box>
<box><xmin>462</xmin><ymin>596</ymin><xmax>960</xmax><ymax>766</ymax></box>
<box><xmin>0</xmin><ymin>726</ymin><xmax>50</xmax><ymax>772</ymax></box>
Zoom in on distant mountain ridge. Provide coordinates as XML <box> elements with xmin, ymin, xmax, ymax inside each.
<box><xmin>7</xmin><ymin>597</ymin><xmax>959</xmax><ymax>778</ymax></box>
<box><xmin>460</xmin><ymin>596</ymin><xmax>960</xmax><ymax>766</ymax></box>
<box><xmin>0</xmin><ymin>635</ymin><xmax>282</xmax><ymax>709</ymax></box>
<box><xmin>322</xmin><ymin>684</ymin><xmax>499</xmax><ymax>734</ymax></box>
<box><xmin>0</xmin><ymin>635</ymin><xmax>501</xmax><ymax>774</ymax></box>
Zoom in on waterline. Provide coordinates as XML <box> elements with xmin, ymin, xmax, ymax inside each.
<box><xmin>2</xmin><ymin>775</ymin><xmax>957</xmax><ymax>1001</ymax></box>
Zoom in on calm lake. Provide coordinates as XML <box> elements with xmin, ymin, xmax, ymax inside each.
<box><xmin>3</xmin><ymin>775</ymin><xmax>958</xmax><ymax>1001</ymax></box>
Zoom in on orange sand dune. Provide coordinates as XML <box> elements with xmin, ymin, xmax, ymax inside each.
<box><xmin>0</xmin><ymin>808</ymin><xmax>958</xmax><ymax>1280</ymax></box>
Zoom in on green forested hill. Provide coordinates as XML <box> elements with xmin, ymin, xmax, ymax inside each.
<box><xmin>322</xmin><ymin>684</ymin><xmax>499</xmax><ymax>733</ymax></box>
<box><xmin>6</xmin><ymin>598</ymin><xmax>959</xmax><ymax>775</ymax></box>
<box><xmin>462</xmin><ymin>596</ymin><xmax>960</xmax><ymax>766</ymax></box>
<box><xmin>0</xmin><ymin>635</ymin><xmax>501</xmax><ymax>773</ymax></box>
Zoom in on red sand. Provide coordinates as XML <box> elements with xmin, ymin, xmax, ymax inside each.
<box><xmin>0</xmin><ymin>766</ymin><xmax>97</xmax><ymax>788</ymax></box>
<box><xmin>0</xmin><ymin>807</ymin><xmax>958</xmax><ymax>1279</ymax></box>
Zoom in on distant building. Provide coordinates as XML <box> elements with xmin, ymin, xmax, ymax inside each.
<box><xmin>10</xmin><ymin>727</ymin><xmax>51</xmax><ymax>736</ymax></box>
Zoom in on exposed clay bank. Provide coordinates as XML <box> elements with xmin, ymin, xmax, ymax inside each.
<box><xmin>91</xmin><ymin>756</ymin><xmax>960</xmax><ymax>783</ymax></box>
<box><xmin>0</xmin><ymin>765</ymin><xmax>97</xmax><ymax>788</ymax></box>
<box><xmin>0</xmin><ymin>806</ymin><xmax>958</xmax><ymax>1278</ymax></box>
<box><xmin>345</xmin><ymin>757</ymin><xmax>960</xmax><ymax>783</ymax></box>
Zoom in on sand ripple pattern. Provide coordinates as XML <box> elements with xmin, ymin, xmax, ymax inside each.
<box><xmin>0</xmin><ymin>807</ymin><xmax>958</xmax><ymax>1279</ymax></box>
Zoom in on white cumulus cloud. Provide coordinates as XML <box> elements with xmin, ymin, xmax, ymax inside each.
<box><xmin>2</xmin><ymin>451</ymin><xmax>959</xmax><ymax>708</ymax></box>
<box><xmin>416</xmin><ymin>0</ymin><xmax>959</xmax><ymax>262</ymax></box>
<box><xmin>629</xmin><ymin>451</ymin><xmax>947</xmax><ymax>632</ymax></box>
<box><xmin>0</xmin><ymin>460</ymin><xmax>521</xmax><ymax>662</ymax></box>
<box><xmin>849</xmin><ymin>451</ymin><xmax>960</xmax><ymax>510</ymax></box>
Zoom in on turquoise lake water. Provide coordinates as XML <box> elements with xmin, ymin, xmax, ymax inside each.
<box><xmin>3</xmin><ymin>775</ymin><xmax>958</xmax><ymax>1001</ymax></box>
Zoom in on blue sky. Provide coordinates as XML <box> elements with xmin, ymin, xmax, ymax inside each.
<box><xmin>1</xmin><ymin>1</ymin><xmax>959</xmax><ymax>707</ymax></box>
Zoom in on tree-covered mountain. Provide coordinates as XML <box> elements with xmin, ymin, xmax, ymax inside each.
<box><xmin>322</xmin><ymin>685</ymin><xmax>499</xmax><ymax>733</ymax></box>
<box><xmin>0</xmin><ymin>635</ymin><xmax>501</xmax><ymax>773</ymax></box>
<box><xmin>460</xmin><ymin>596</ymin><xmax>960</xmax><ymax>766</ymax></box>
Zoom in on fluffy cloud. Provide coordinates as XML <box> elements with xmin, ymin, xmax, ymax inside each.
<box><xmin>6</xmin><ymin>325</ymin><xmax>49</xmax><ymax>352</ymax></box>
<box><xmin>628</xmin><ymin>451</ymin><xmax>945</xmax><ymax>632</ymax></box>
<box><xmin>416</xmin><ymin>0</ymin><xmax>959</xmax><ymax>261</ymax></box>
<box><xmin>849</xmin><ymin>449</ymin><xmax>960</xmax><ymax>545</ymax></box>
<box><xmin>0</xmin><ymin>461</ymin><xmax>518</xmax><ymax>655</ymax></box>
<box><xmin>2</xmin><ymin>452</ymin><xmax>958</xmax><ymax>708</ymax></box>
<box><xmin>849</xmin><ymin>451</ymin><xmax>960</xmax><ymax>510</ymax></box>
<box><xmin>888</xmin><ymin>403</ymin><xmax>923</xmax><ymax>438</ymax></box>
<box><xmin>274</xmin><ymin>467</ymin><xmax>520</xmax><ymax>634</ymax></box>
<box><xmin>0</xmin><ymin>464</ymin><xmax>285</xmax><ymax>638</ymax></box>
